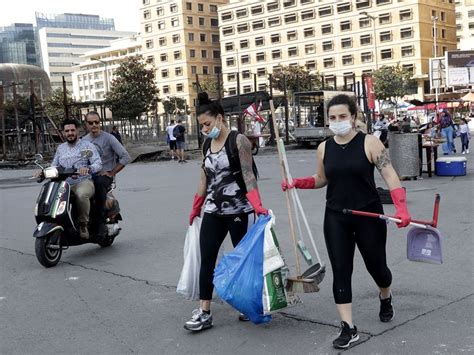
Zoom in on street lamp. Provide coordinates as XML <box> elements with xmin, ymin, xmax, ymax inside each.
<box><xmin>359</xmin><ymin>11</ymin><xmax>379</xmax><ymax>70</ymax></box>
<box><xmin>432</xmin><ymin>16</ymin><xmax>440</xmax><ymax>109</ymax></box>
<box><xmin>91</xmin><ymin>57</ymin><xmax>109</xmax><ymax>94</ymax></box>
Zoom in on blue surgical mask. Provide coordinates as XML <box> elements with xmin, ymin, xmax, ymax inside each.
<box><xmin>206</xmin><ymin>118</ymin><xmax>222</xmax><ymax>139</ymax></box>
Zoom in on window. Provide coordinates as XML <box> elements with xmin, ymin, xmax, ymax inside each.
<box><xmin>288</xmin><ymin>47</ymin><xmax>298</xmax><ymax>57</ymax></box>
<box><xmin>160</xmin><ymin>53</ymin><xmax>167</xmax><ymax>62</ymax></box>
<box><xmin>361</xmin><ymin>51</ymin><xmax>373</xmax><ymax>63</ymax></box>
<box><xmin>256</xmin><ymin>52</ymin><xmax>266</xmax><ymax>62</ymax></box>
<box><xmin>305</xmin><ymin>44</ymin><xmax>316</xmax><ymax>54</ymax></box>
<box><xmin>212</xmin><ymin>34</ymin><xmax>219</xmax><ymax>43</ymax></box>
<box><xmin>187</xmin><ymin>16</ymin><xmax>193</xmax><ymax>25</ymax></box>
<box><xmin>323</xmin><ymin>58</ymin><xmax>335</xmax><ymax>68</ymax></box>
<box><xmin>236</xmin><ymin>9</ymin><xmax>247</xmax><ymax>18</ymax></box>
<box><xmin>401</xmin><ymin>45</ymin><xmax>414</xmax><ymax>57</ymax></box>
<box><xmin>199</xmin><ymin>17</ymin><xmax>205</xmax><ymax>26</ymax></box>
<box><xmin>255</xmin><ymin>37</ymin><xmax>265</xmax><ymax>46</ymax></box>
<box><xmin>359</xmin><ymin>18</ymin><xmax>371</xmax><ymax>28</ymax></box>
<box><xmin>400</xmin><ymin>27</ymin><xmax>413</xmax><ymax>39</ymax></box>
<box><xmin>242</xmin><ymin>70</ymin><xmax>251</xmax><ymax>79</ymax></box>
<box><xmin>198</xmin><ymin>3</ymin><xmax>204</xmax><ymax>11</ymax></box>
<box><xmin>325</xmin><ymin>76</ymin><xmax>336</xmax><ymax>89</ymax></box>
<box><xmin>243</xmin><ymin>85</ymin><xmax>252</xmax><ymax>94</ymax></box>
<box><xmin>146</xmin><ymin>56</ymin><xmax>154</xmax><ymax>64</ymax></box>
<box><xmin>176</xmin><ymin>84</ymin><xmax>184</xmax><ymax>92</ymax></box>
<box><xmin>171</xmin><ymin>17</ymin><xmax>179</xmax><ymax>27</ymax></box>
<box><xmin>228</xmin><ymin>88</ymin><xmax>237</xmax><ymax>96</ymax></box>
<box><xmin>157</xmin><ymin>6</ymin><xmax>164</xmax><ymax>16</ymax></box>
<box><xmin>188</xmin><ymin>33</ymin><xmax>194</xmax><ymax>42</ymax></box>
<box><xmin>469</xmin><ymin>10</ymin><xmax>474</xmax><ymax>18</ymax></box>
<box><xmin>322</xmin><ymin>24</ymin><xmax>332</xmax><ymax>34</ymax></box>
<box><xmin>191</xmin><ymin>66</ymin><xmax>197</xmax><ymax>74</ymax></box>
<box><xmin>186</xmin><ymin>2</ymin><xmax>192</xmax><ymax>10</ymax></box>
<box><xmin>253</xmin><ymin>20</ymin><xmax>265</xmax><ymax>30</ymax></box>
<box><xmin>301</xmin><ymin>0</ymin><xmax>314</xmax><ymax>4</ymax></box>
<box><xmin>225</xmin><ymin>42</ymin><xmax>234</xmax><ymax>51</ymax></box>
<box><xmin>360</xmin><ymin>34</ymin><xmax>372</xmax><ymax>45</ymax></box>
<box><xmin>257</xmin><ymin>68</ymin><xmax>267</xmax><ymax>77</ymax></box>
<box><xmin>342</xmin><ymin>55</ymin><xmax>353</xmax><ymax>65</ymax></box>
<box><xmin>258</xmin><ymin>83</ymin><xmax>267</xmax><ymax>91</ymax></box>
<box><xmin>241</xmin><ymin>55</ymin><xmax>250</xmax><ymax>64</ymax></box>
<box><xmin>190</xmin><ymin>49</ymin><xmax>196</xmax><ymax>58</ymax></box>
<box><xmin>402</xmin><ymin>64</ymin><xmax>414</xmax><ymax>74</ymax></box>
<box><xmin>376</xmin><ymin>0</ymin><xmax>391</xmax><ymax>4</ymax></box>
<box><xmin>304</xmin><ymin>27</ymin><xmax>315</xmax><ymax>37</ymax></box>
<box><xmin>441</xmin><ymin>29</ymin><xmax>446</xmax><ymax>39</ymax></box>
<box><xmin>287</xmin><ymin>30</ymin><xmax>298</xmax><ymax>41</ymax></box>
<box><xmin>227</xmin><ymin>73</ymin><xmax>236</xmax><ymax>81</ymax></box>
<box><xmin>210</xmin><ymin>4</ymin><xmax>218</xmax><ymax>12</ymax></box>
<box><xmin>203</xmin><ymin>66</ymin><xmax>209</xmax><ymax>75</ymax></box>
<box><xmin>319</xmin><ymin>6</ymin><xmax>333</xmax><ymax>17</ymax></box>
<box><xmin>340</xmin><ymin>21</ymin><xmax>351</xmax><ymax>31</ymax></box>
<box><xmin>222</xmin><ymin>26</ymin><xmax>234</xmax><ymax>36</ymax></box>
<box><xmin>145</xmin><ymin>24</ymin><xmax>152</xmax><ymax>33</ymax></box>
<box><xmin>356</xmin><ymin>0</ymin><xmax>371</xmax><ymax>10</ymax></box>
<box><xmin>159</xmin><ymin>37</ymin><xmax>166</xmax><ymax>46</ymax></box>
<box><xmin>285</xmin><ymin>14</ymin><xmax>298</xmax><ymax>23</ymax></box>
<box><xmin>284</xmin><ymin>0</ymin><xmax>296</xmax><ymax>7</ymax></box>
<box><xmin>163</xmin><ymin>85</ymin><xmax>169</xmax><ymax>94</ymax></box>
<box><xmin>200</xmin><ymin>33</ymin><xmax>206</xmax><ymax>42</ymax></box>
<box><xmin>143</xmin><ymin>10</ymin><xmax>151</xmax><ymax>19</ymax></box>
<box><xmin>174</xmin><ymin>51</ymin><xmax>181</xmax><ymax>60</ymax></box>
<box><xmin>145</xmin><ymin>39</ymin><xmax>153</xmax><ymax>49</ymax></box>
<box><xmin>201</xmin><ymin>50</ymin><xmax>207</xmax><ymax>58</ymax></box>
<box><xmin>237</xmin><ymin>23</ymin><xmax>249</xmax><ymax>33</ymax></box>
<box><xmin>306</xmin><ymin>60</ymin><xmax>316</xmax><ymax>70</ymax></box>
<box><xmin>251</xmin><ymin>5</ymin><xmax>263</xmax><ymax>15</ymax></box>
<box><xmin>399</xmin><ymin>9</ymin><xmax>412</xmax><ymax>21</ymax></box>
<box><xmin>341</xmin><ymin>37</ymin><xmax>352</xmax><ymax>48</ymax></box>
<box><xmin>158</xmin><ymin>21</ymin><xmax>165</xmax><ymax>30</ymax></box>
<box><xmin>173</xmin><ymin>34</ymin><xmax>180</xmax><ymax>43</ymax></box>
<box><xmin>267</xmin><ymin>1</ymin><xmax>279</xmax><ymax>11</ymax></box>
<box><xmin>175</xmin><ymin>67</ymin><xmax>183</xmax><ymax>76</ymax></box>
<box><xmin>226</xmin><ymin>57</ymin><xmax>235</xmax><ymax>66</ymax></box>
<box><xmin>273</xmin><ymin>65</ymin><xmax>282</xmax><ymax>74</ymax></box>
<box><xmin>379</xmin><ymin>13</ymin><xmax>391</xmax><ymax>25</ymax></box>
<box><xmin>271</xmin><ymin>34</ymin><xmax>281</xmax><ymax>44</ymax></box>
<box><xmin>170</xmin><ymin>3</ymin><xmax>178</xmax><ymax>13</ymax></box>
<box><xmin>269</xmin><ymin>17</ymin><xmax>281</xmax><ymax>27</ymax></box>
<box><xmin>381</xmin><ymin>48</ymin><xmax>392</xmax><ymax>60</ymax></box>
<box><xmin>222</xmin><ymin>12</ymin><xmax>232</xmax><ymax>21</ymax></box>
<box><xmin>161</xmin><ymin>69</ymin><xmax>168</xmax><ymax>78</ymax></box>
<box><xmin>441</xmin><ymin>11</ymin><xmax>446</xmax><ymax>22</ymax></box>
<box><xmin>337</xmin><ymin>2</ymin><xmax>351</xmax><ymax>13</ymax></box>
<box><xmin>240</xmin><ymin>39</ymin><xmax>249</xmax><ymax>49</ymax></box>
<box><xmin>301</xmin><ymin>10</ymin><xmax>315</xmax><ymax>20</ymax></box>
<box><xmin>323</xmin><ymin>41</ymin><xmax>334</xmax><ymax>51</ymax></box>
<box><xmin>380</xmin><ymin>31</ymin><xmax>392</xmax><ymax>42</ymax></box>
<box><xmin>143</xmin><ymin>0</ymin><xmax>149</xmax><ymax>4</ymax></box>
<box><xmin>272</xmin><ymin>50</ymin><xmax>282</xmax><ymax>59</ymax></box>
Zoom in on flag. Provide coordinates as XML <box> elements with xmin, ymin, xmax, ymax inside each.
<box><xmin>244</xmin><ymin>103</ymin><xmax>265</xmax><ymax>123</ymax></box>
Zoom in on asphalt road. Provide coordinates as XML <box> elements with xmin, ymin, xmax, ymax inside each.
<box><xmin>1</xmin><ymin>145</ymin><xmax>473</xmax><ymax>354</ymax></box>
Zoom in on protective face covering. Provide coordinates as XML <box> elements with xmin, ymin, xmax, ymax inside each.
<box><xmin>206</xmin><ymin>118</ymin><xmax>222</xmax><ymax>139</ymax></box>
<box><xmin>329</xmin><ymin>120</ymin><xmax>353</xmax><ymax>136</ymax></box>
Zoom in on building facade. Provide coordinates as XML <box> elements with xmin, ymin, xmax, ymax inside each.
<box><xmin>455</xmin><ymin>0</ymin><xmax>474</xmax><ymax>50</ymax></box>
<box><xmin>0</xmin><ymin>23</ymin><xmax>40</xmax><ymax>66</ymax></box>
<box><xmin>71</xmin><ymin>35</ymin><xmax>142</xmax><ymax>102</ymax></box>
<box><xmin>218</xmin><ymin>0</ymin><xmax>457</xmax><ymax>100</ymax></box>
<box><xmin>140</xmin><ymin>0</ymin><xmax>229</xmax><ymax>109</ymax></box>
<box><xmin>35</xmin><ymin>13</ymin><xmax>135</xmax><ymax>90</ymax></box>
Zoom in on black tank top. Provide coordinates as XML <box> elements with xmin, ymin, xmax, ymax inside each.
<box><xmin>324</xmin><ymin>132</ymin><xmax>380</xmax><ymax>211</ymax></box>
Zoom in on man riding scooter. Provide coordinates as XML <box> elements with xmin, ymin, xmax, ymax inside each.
<box><xmin>50</xmin><ymin>118</ymin><xmax>102</xmax><ymax>239</ymax></box>
<box><xmin>82</xmin><ymin>111</ymin><xmax>131</xmax><ymax>239</ymax></box>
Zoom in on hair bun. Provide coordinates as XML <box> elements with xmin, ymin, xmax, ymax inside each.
<box><xmin>197</xmin><ymin>92</ymin><xmax>211</xmax><ymax>105</ymax></box>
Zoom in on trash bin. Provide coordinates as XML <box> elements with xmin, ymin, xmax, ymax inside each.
<box><xmin>388</xmin><ymin>132</ymin><xmax>420</xmax><ymax>179</ymax></box>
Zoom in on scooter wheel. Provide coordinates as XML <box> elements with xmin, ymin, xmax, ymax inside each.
<box><xmin>35</xmin><ymin>232</ymin><xmax>62</xmax><ymax>268</ymax></box>
<box><xmin>98</xmin><ymin>236</ymin><xmax>115</xmax><ymax>248</ymax></box>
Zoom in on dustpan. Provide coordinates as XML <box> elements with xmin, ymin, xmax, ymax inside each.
<box><xmin>406</xmin><ymin>226</ymin><xmax>443</xmax><ymax>264</ymax></box>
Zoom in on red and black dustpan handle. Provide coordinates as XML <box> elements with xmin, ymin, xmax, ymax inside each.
<box><xmin>342</xmin><ymin>209</ymin><xmax>429</xmax><ymax>229</ymax></box>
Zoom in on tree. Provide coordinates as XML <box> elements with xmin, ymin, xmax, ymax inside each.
<box><xmin>372</xmin><ymin>65</ymin><xmax>417</xmax><ymax>106</ymax></box>
<box><xmin>163</xmin><ymin>96</ymin><xmax>187</xmax><ymax>117</ymax></box>
<box><xmin>271</xmin><ymin>65</ymin><xmax>321</xmax><ymax>98</ymax></box>
<box><xmin>198</xmin><ymin>76</ymin><xmax>225</xmax><ymax>99</ymax></box>
<box><xmin>44</xmin><ymin>87</ymin><xmax>73</xmax><ymax>122</ymax></box>
<box><xmin>105</xmin><ymin>56</ymin><xmax>158</xmax><ymax>121</ymax></box>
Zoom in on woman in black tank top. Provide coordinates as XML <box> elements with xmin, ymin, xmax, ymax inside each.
<box><xmin>281</xmin><ymin>94</ymin><xmax>412</xmax><ymax>349</ymax></box>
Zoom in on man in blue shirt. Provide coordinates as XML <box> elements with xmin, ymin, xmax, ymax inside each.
<box><xmin>52</xmin><ymin>118</ymin><xmax>102</xmax><ymax>239</ymax></box>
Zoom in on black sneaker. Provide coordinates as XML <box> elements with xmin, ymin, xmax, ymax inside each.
<box><xmin>184</xmin><ymin>309</ymin><xmax>213</xmax><ymax>332</ymax></box>
<box><xmin>379</xmin><ymin>294</ymin><xmax>395</xmax><ymax>322</ymax></box>
<box><xmin>238</xmin><ymin>313</ymin><xmax>250</xmax><ymax>322</ymax></box>
<box><xmin>333</xmin><ymin>321</ymin><xmax>359</xmax><ymax>349</ymax></box>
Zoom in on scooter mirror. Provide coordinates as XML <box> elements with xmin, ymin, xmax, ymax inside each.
<box><xmin>81</xmin><ymin>149</ymin><xmax>93</xmax><ymax>159</ymax></box>
<box><xmin>34</xmin><ymin>154</ymin><xmax>44</xmax><ymax>162</ymax></box>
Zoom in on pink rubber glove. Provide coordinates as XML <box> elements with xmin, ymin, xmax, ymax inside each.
<box><xmin>281</xmin><ymin>176</ymin><xmax>316</xmax><ymax>191</ymax></box>
<box><xmin>189</xmin><ymin>194</ymin><xmax>205</xmax><ymax>225</ymax></box>
<box><xmin>246</xmin><ymin>188</ymin><xmax>268</xmax><ymax>216</ymax></box>
<box><xmin>390</xmin><ymin>187</ymin><xmax>411</xmax><ymax>228</ymax></box>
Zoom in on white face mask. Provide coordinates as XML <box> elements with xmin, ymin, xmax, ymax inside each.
<box><xmin>329</xmin><ymin>120</ymin><xmax>353</xmax><ymax>136</ymax></box>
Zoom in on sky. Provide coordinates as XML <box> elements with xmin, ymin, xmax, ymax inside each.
<box><xmin>0</xmin><ymin>0</ymin><xmax>140</xmax><ymax>32</ymax></box>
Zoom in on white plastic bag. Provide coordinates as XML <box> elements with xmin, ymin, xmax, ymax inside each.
<box><xmin>176</xmin><ymin>217</ymin><xmax>201</xmax><ymax>301</ymax></box>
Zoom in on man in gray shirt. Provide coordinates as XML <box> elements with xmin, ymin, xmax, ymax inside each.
<box><xmin>83</xmin><ymin>111</ymin><xmax>131</xmax><ymax>237</ymax></box>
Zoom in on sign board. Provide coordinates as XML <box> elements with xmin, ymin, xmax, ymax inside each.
<box><xmin>429</xmin><ymin>57</ymin><xmax>446</xmax><ymax>90</ymax></box>
<box><xmin>445</xmin><ymin>50</ymin><xmax>474</xmax><ymax>87</ymax></box>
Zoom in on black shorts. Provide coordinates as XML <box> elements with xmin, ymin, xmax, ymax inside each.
<box><xmin>169</xmin><ymin>140</ymin><xmax>177</xmax><ymax>150</ymax></box>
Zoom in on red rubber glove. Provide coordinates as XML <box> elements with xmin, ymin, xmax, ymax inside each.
<box><xmin>390</xmin><ymin>187</ymin><xmax>411</xmax><ymax>228</ymax></box>
<box><xmin>189</xmin><ymin>194</ymin><xmax>205</xmax><ymax>225</ymax></box>
<box><xmin>281</xmin><ymin>176</ymin><xmax>316</xmax><ymax>191</ymax></box>
<box><xmin>246</xmin><ymin>188</ymin><xmax>268</xmax><ymax>216</ymax></box>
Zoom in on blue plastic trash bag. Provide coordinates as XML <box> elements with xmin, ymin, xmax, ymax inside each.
<box><xmin>214</xmin><ymin>214</ymin><xmax>272</xmax><ymax>324</ymax></box>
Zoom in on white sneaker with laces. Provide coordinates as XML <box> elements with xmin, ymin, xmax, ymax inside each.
<box><xmin>184</xmin><ymin>308</ymin><xmax>213</xmax><ymax>331</ymax></box>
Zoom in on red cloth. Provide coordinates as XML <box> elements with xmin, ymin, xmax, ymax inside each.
<box><xmin>281</xmin><ymin>176</ymin><xmax>316</xmax><ymax>191</ymax></box>
<box><xmin>390</xmin><ymin>188</ymin><xmax>411</xmax><ymax>228</ymax></box>
<box><xmin>246</xmin><ymin>188</ymin><xmax>268</xmax><ymax>216</ymax></box>
<box><xmin>189</xmin><ymin>194</ymin><xmax>205</xmax><ymax>225</ymax></box>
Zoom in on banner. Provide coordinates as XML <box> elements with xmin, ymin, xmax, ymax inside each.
<box><xmin>365</xmin><ymin>76</ymin><xmax>375</xmax><ymax>110</ymax></box>
<box><xmin>445</xmin><ymin>50</ymin><xmax>474</xmax><ymax>86</ymax></box>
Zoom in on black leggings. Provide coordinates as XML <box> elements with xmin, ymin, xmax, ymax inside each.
<box><xmin>199</xmin><ymin>212</ymin><xmax>254</xmax><ymax>300</ymax></box>
<box><xmin>323</xmin><ymin>201</ymin><xmax>392</xmax><ymax>304</ymax></box>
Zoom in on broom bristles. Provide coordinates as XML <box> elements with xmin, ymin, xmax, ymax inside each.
<box><xmin>286</xmin><ymin>276</ymin><xmax>320</xmax><ymax>293</ymax></box>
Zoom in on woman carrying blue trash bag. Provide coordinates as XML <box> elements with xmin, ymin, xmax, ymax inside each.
<box><xmin>185</xmin><ymin>92</ymin><xmax>268</xmax><ymax>332</ymax></box>
<box><xmin>282</xmin><ymin>94</ymin><xmax>412</xmax><ymax>349</ymax></box>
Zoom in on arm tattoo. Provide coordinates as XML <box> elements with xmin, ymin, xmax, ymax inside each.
<box><xmin>375</xmin><ymin>148</ymin><xmax>391</xmax><ymax>172</ymax></box>
<box><xmin>237</xmin><ymin>134</ymin><xmax>257</xmax><ymax>191</ymax></box>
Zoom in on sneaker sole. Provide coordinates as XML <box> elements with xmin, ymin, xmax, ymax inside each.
<box><xmin>333</xmin><ymin>334</ymin><xmax>360</xmax><ymax>349</ymax></box>
<box><xmin>380</xmin><ymin>309</ymin><xmax>395</xmax><ymax>322</ymax></box>
<box><xmin>183</xmin><ymin>323</ymin><xmax>213</xmax><ymax>332</ymax></box>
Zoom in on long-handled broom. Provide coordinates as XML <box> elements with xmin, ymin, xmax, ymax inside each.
<box><xmin>269</xmin><ymin>99</ymin><xmax>319</xmax><ymax>293</ymax></box>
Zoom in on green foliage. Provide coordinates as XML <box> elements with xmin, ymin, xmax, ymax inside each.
<box><xmin>105</xmin><ymin>56</ymin><xmax>158</xmax><ymax>120</ymax></box>
<box><xmin>44</xmin><ymin>87</ymin><xmax>73</xmax><ymax>121</ymax></box>
<box><xmin>372</xmin><ymin>65</ymin><xmax>417</xmax><ymax>104</ymax></box>
<box><xmin>271</xmin><ymin>65</ymin><xmax>321</xmax><ymax>94</ymax></box>
<box><xmin>198</xmin><ymin>76</ymin><xmax>225</xmax><ymax>99</ymax></box>
<box><xmin>163</xmin><ymin>96</ymin><xmax>187</xmax><ymax>115</ymax></box>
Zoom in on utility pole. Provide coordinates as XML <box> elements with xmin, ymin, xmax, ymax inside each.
<box><xmin>12</xmin><ymin>83</ymin><xmax>24</xmax><ymax>160</ymax></box>
<box><xmin>432</xmin><ymin>16</ymin><xmax>439</xmax><ymax>109</ymax></box>
<box><xmin>62</xmin><ymin>76</ymin><xmax>69</xmax><ymax>119</ymax></box>
<box><xmin>0</xmin><ymin>85</ymin><xmax>5</xmax><ymax>160</ymax></box>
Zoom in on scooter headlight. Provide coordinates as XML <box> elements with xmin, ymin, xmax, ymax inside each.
<box><xmin>56</xmin><ymin>201</ymin><xmax>67</xmax><ymax>215</ymax></box>
<box><xmin>44</xmin><ymin>167</ymin><xmax>59</xmax><ymax>179</ymax></box>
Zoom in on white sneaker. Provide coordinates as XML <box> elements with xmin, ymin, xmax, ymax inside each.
<box><xmin>462</xmin><ymin>151</ymin><xmax>466</xmax><ymax>154</ymax></box>
<box><xmin>467</xmin><ymin>149</ymin><xmax>470</xmax><ymax>154</ymax></box>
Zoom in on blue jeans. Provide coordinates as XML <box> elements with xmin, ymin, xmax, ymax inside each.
<box><xmin>461</xmin><ymin>133</ymin><xmax>469</xmax><ymax>152</ymax></box>
<box><xmin>441</xmin><ymin>126</ymin><xmax>454</xmax><ymax>154</ymax></box>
